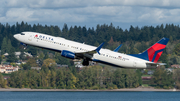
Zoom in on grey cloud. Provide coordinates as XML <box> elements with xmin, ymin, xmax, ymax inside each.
<box><xmin>2</xmin><ymin>8</ymin><xmax>38</xmax><ymax>22</ymax></box>
<box><xmin>3</xmin><ymin>0</ymin><xmax>180</xmax><ymax>9</ymax></box>
<box><xmin>1</xmin><ymin>0</ymin><xmax>180</xmax><ymax>29</ymax></box>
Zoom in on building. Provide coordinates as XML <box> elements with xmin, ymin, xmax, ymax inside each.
<box><xmin>74</xmin><ymin>61</ymin><xmax>84</xmax><ymax>68</ymax></box>
<box><xmin>4</xmin><ymin>52</ymin><xmax>33</xmax><ymax>58</ymax></box>
<box><xmin>147</xmin><ymin>70</ymin><xmax>154</xmax><ymax>75</ymax></box>
<box><xmin>171</xmin><ymin>64</ymin><xmax>180</xmax><ymax>68</ymax></box>
<box><xmin>16</xmin><ymin>52</ymin><xmax>33</xmax><ymax>58</ymax></box>
<box><xmin>142</xmin><ymin>76</ymin><xmax>152</xmax><ymax>80</ymax></box>
<box><xmin>15</xmin><ymin>60</ymin><xmax>27</xmax><ymax>65</ymax></box>
<box><xmin>0</xmin><ymin>65</ymin><xmax>19</xmax><ymax>74</ymax></box>
<box><xmin>165</xmin><ymin>68</ymin><xmax>174</xmax><ymax>72</ymax></box>
<box><xmin>56</xmin><ymin>64</ymin><xmax>68</xmax><ymax>69</ymax></box>
<box><xmin>15</xmin><ymin>52</ymin><xmax>21</xmax><ymax>58</ymax></box>
<box><xmin>73</xmin><ymin>59</ymin><xmax>97</xmax><ymax>68</ymax></box>
<box><xmin>3</xmin><ymin>53</ymin><xmax>9</xmax><ymax>56</ymax></box>
<box><xmin>24</xmin><ymin>52</ymin><xmax>33</xmax><ymax>57</ymax></box>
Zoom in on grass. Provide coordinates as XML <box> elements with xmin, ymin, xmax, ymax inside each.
<box><xmin>142</xmin><ymin>84</ymin><xmax>149</xmax><ymax>87</ymax></box>
<box><xmin>2</xmin><ymin>73</ymin><xmax>11</xmax><ymax>76</ymax></box>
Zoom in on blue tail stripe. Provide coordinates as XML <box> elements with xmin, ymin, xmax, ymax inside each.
<box><xmin>152</xmin><ymin>49</ymin><xmax>164</xmax><ymax>62</ymax></box>
<box><xmin>157</xmin><ymin>38</ymin><xmax>169</xmax><ymax>45</ymax></box>
<box><xmin>129</xmin><ymin>51</ymin><xmax>149</xmax><ymax>61</ymax></box>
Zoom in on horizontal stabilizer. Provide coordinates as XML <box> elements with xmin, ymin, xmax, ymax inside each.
<box><xmin>157</xmin><ymin>63</ymin><xmax>166</xmax><ymax>65</ymax></box>
<box><xmin>146</xmin><ymin>62</ymin><xmax>166</xmax><ymax>68</ymax></box>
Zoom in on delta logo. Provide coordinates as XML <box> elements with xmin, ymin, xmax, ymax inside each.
<box><xmin>35</xmin><ymin>34</ymin><xmax>53</xmax><ymax>41</ymax></box>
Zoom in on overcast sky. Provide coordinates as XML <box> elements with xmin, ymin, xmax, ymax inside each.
<box><xmin>0</xmin><ymin>0</ymin><xmax>180</xmax><ymax>30</ymax></box>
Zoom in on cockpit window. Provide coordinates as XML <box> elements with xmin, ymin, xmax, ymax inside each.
<box><xmin>21</xmin><ymin>33</ymin><xmax>25</xmax><ymax>35</ymax></box>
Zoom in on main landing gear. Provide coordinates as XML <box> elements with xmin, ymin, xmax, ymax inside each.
<box><xmin>82</xmin><ymin>59</ymin><xmax>89</xmax><ymax>66</ymax></box>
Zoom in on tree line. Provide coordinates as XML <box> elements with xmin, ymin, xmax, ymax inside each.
<box><xmin>6</xmin><ymin>65</ymin><xmax>141</xmax><ymax>89</ymax></box>
<box><xmin>0</xmin><ymin>64</ymin><xmax>179</xmax><ymax>89</ymax></box>
<box><xmin>0</xmin><ymin>22</ymin><xmax>180</xmax><ymax>89</ymax></box>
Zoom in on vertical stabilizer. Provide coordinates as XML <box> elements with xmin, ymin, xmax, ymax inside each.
<box><xmin>130</xmin><ymin>38</ymin><xmax>169</xmax><ymax>63</ymax></box>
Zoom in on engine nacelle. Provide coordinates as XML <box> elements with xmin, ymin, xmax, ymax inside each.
<box><xmin>61</xmin><ymin>50</ymin><xmax>75</xmax><ymax>59</ymax></box>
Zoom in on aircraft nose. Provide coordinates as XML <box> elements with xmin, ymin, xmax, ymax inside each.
<box><xmin>13</xmin><ymin>34</ymin><xmax>19</xmax><ymax>39</ymax></box>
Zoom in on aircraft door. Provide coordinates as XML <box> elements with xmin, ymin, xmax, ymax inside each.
<box><xmin>28</xmin><ymin>34</ymin><xmax>33</xmax><ymax>41</ymax></box>
<box><xmin>133</xmin><ymin>60</ymin><xmax>137</xmax><ymax>67</ymax></box>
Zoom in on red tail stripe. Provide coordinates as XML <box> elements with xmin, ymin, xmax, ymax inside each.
<box><xmin>147</xmin><ymin>43</ymin><xmax>166</xmax><ymax>62</ymax></box>
<box><xmin>147</xmin><ymin>47</ymin><xmax>155</xmax><ymax>61</ymax></box>
<box><xmin>151</xmin><ymin>43</ymin><xmax>166</xmax><ymax>51</ymax></box>
<box><xmin>154</xmin><ymin>51</ymin><xmax>163</xmax><ymax>63</ymax></box>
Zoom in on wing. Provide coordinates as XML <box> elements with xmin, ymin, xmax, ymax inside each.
<box><xmin>75</xmin><ymin>43</ymin><xmax>104</xmax><ymax>59</ymax></box>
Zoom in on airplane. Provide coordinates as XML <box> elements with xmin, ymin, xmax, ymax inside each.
<box><xmin>13</xmin><ymin>32</ymin><xmax>169</xmax><ymax>69</ymax></box>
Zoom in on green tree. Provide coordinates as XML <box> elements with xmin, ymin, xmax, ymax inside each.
<box><xmin>173</xmin><ymin>69</ymin><xmax>180</xmax><ymax>89</ymax></box>
<box><xmin>152</xmin><ymin>68</ymin><xmax>174</xmax><ymax>88</ymax></box>
<box><xmin>44</xmin><ymin>52</ymin><xmax>49</xmax><ymax>59</ymax></box>
<box><xmin>0</xmin><ymin>56</ymin><xmax>2</xmax><ymax>64</ymax></box>
<box><xmin>7</xmin><ymin>39</ymin><xmax>13</xmax><ymax>54</ymax></box>
<box><xmin>1</xmin><ymin>37</ymin><xmax>7</xmax><ymax>55</ymax></box>
<box><xmin>0</xmin><ymin>73</ymin><xmax>5</xmax><ymax>88</ymax></box>
<box><xmin>161</xmin><ymin>71</ymin><xmax>174</xmax><ymax>89</ymax></box>
<box><xmin>6</xmin><ymin>52</ymin><xmax>17</xmax><ymax>62</ymax></box>
<box><xmin>56</xmin><ymin>69</ymin><xmax>65</xmax><ymax>89</ymax></box>
<box><xmin>27</xmin><ymin>58</ymin><xmax>38</xmax><ymax>67</ymax></box>
<box><xmin>19</xmin><ymin>51</ymin><xmax>26</xmax><ymax>60</ymax></box>
<box><xmin>42</xmin><ymin>58</ymin><xmax>56</xmax><ymax>71</ymax></box>
<box><xmin>136</xmin><ymin>69</ymin><xmax>142</xmax><ymax>86</ymax></box>
<box><xmin>152</xmin><ymin>68</ymin><xmax>163</xmax><ymax>87</ymax></box>
<box><xmin>22</xmin><ymin>63</ymin><xmax>31</xmax><ymax>70</ymax></box>
<box><xmin>27</xmin><ymin>46</ymin><xmax>37</xmax><ymax>56</ymax></box>
<box><xmin>113</xmin><ymin>69</ymin><xmax>126</xmax><ymax>88</ymax></box>
<box><xmin>54</xmin><ymin>52</ymin><xmax>71</xmax><ymax>66</ymax></box>
<box><xmin>173</xmin><ymin>43</ymin><xmax>180</xmax><ymax>56</ymax></box>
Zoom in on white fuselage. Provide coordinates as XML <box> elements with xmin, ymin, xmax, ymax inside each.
<box><xmin>14</xmin><ymin>32</ymin><xmax>153</xmax><ymax>69</ymax></box>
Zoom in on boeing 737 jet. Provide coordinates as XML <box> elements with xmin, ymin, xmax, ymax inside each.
<box><xmin>14</xmin><ymin>32</ymin><xmax>169</xmax><ymax>69</ymax></box>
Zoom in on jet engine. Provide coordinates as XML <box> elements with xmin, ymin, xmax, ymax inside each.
<box><xmin>61</xmin><ymin>50</ymin><xmax>76</xmax><ymax>59</ymax></box>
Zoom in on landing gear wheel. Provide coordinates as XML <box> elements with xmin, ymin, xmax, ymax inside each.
<box><xmin>82</xmin><ymin>59</ymin><xmax>89</xmax><ymax>66</ymax></box>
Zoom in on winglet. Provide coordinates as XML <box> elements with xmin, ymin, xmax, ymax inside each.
<box><xmin>96</xmin><ymin>43</ymin><xmax>104</xmax><ymax>55</ymax></box>
<box><xmin>114</xmin><ymin>44</ymin><xmax>122</xmax><ymax>52</ymax></box>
